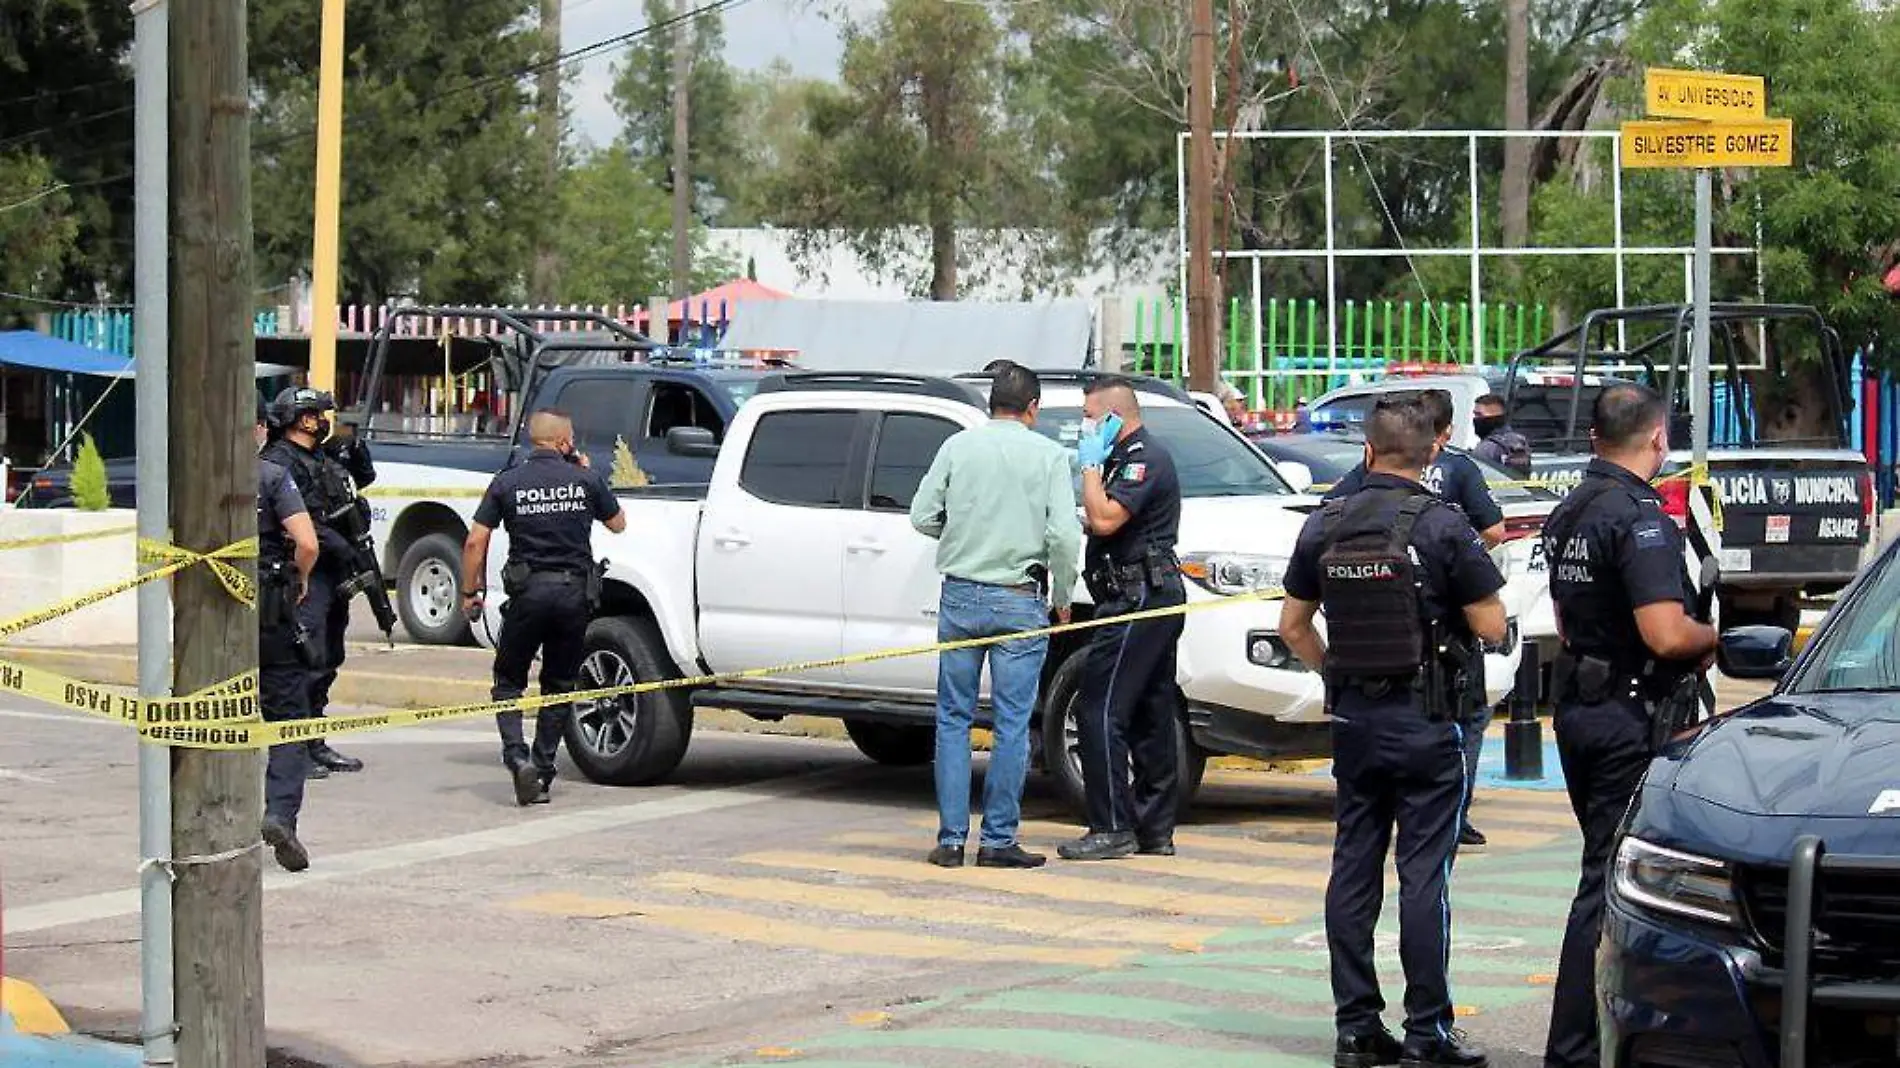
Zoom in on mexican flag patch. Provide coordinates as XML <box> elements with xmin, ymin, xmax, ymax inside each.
<box><xmin>1120</xmin><ymin>463</ymin><xmax>1147</xmax><ymax>483</ymax></box>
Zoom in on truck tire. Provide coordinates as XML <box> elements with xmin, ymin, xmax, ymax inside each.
<box><xmin>396</xmin><ymin>533</ymin><xmax>473</xmax><ymax>646</ymax></box>
<box><xmin>1038</xmin><ymin>646</ymin><xmax>1207</xmax><ymax>823</ymax></box>
<box><xmin>564</xmin><ymin>616</ymin><xmax>694</xmax><ymax>786</ymax></box>
<box><xmin>844</xmin><ymin>720</ymin><xmax>935</xmax><ymax>766</ymax></box>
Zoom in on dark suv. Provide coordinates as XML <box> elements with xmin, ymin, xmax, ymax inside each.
<box><xmin>1600</xmin><ymin>540</ymin><xmax>1900</xmax><ymax>1068</ymax></box>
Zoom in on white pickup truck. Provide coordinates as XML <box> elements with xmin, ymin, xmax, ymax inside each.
<box><xmin>477</xmin><ymin>370</ymin><xmax>1522</xmax><ymax>813</ymax></box>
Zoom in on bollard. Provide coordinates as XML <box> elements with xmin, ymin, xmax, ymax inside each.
<box><xmin>1504</xmin><ymin>641</ymin><xmax>1545</xmax><ymax>780</ymax></box>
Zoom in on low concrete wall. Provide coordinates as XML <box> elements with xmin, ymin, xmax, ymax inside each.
<box><xmin>0</xmin><ymin>510</ymin><xmax>138</xmax><ymax>647</ymax></box>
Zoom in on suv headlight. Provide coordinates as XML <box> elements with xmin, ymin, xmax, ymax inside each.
<box><xmin>1610</xmin><ymin>837</ymin><xmax>1739</xmax><ymax>927</ymax></box>
<box><xmin>1179</xmin><ymin>552</ymin><xmax>1288</xmax><ymax>596</ymax></box>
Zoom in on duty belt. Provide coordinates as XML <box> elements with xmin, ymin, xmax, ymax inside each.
<box><xmin>1551</xmin><ymin>651</ymin><xmax>1643</xmax><ymax>705</ymax></box>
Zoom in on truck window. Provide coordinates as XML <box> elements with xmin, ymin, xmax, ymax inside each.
<box><xmin>551</xmin><ymin>377</ymin><xmax>646</xmax><ymax>451</ymax></box>
<box><xmin>740</xmin><ymin>410</ymin><xmax>857</xmax><ymax>507</ymax></box>
<box><xmin>867</xmin><ymin>413</ymin><xmax>959</xmax><ymax>511</ymax></box>
<box><xmin>1309</xmin><ymin>394</ymin><xmax>1379</xmax><ymax>433</ymax></box>
<box><xmin>644</xmin><ymin>382</ymin><xmax>726</xmax><ymax>445</ymax></box>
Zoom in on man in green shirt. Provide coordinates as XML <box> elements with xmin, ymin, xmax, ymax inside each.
<box><xmin>911</xmin><ymin>362</ymin><xmax>1081</xmax><ymax>869</ymax></box>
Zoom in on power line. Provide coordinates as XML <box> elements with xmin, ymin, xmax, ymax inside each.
<box><xmin>0</xmin><ymin>182</ymin><xmax>70</xmax><ymax>214</ymax></box>
<box><xmin>0</xmin><ymin>104</ymin><xmax>134</xmax><ymax>155</ymax></box>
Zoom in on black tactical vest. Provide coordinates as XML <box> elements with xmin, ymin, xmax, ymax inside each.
<box><xmin>1317</xmin><ymin>489</ymin><xmax>1435</xmax><ymax>680</ymax></box>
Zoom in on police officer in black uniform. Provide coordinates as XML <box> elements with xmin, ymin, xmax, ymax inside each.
<box><xmin>1057</xmin><ymin>376</ymin><xmax>1188</xmax><ymax>862</ymax></box>
<box><xmin>262</xmin><ymin>386</ymin><xmax>375</xmax><ymax>775</ymax></box>
<box><xmin>462</xmin><ymin>409</ymin><xmax>627</xmax><ymax>806</ymax></box>
<box><xmin>257</xmin><ymin>400</ymin><xmax>322</xmax><ymax>871</ymax></box>
<box><xmin>1280</xmin><ymin>395</ymin><xmax>1507</xmax><ymax>1068</ymax></box>
<box><xmin>1325</xmin><ymin>388</ymin><xmax>1506</xmax><ymax>851</ymax></box>
<box><xmin>1541</xmin><ymin>384</ymin><xmax>1715</xmax><ymax>1068</ymax></box>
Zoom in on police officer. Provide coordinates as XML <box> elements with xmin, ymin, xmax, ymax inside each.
<box><xmin>1280</xmin><ymin>395</ymin><xmax>1506</xmax><ymax>1068</ymax></box>
<box><xmin>1541</xmin><ymin>384</ymin><xmax>1715</xmax><ymax>1068</ymax></box>
<box><xmin>1058</xmin><ymin>376</ymin><xmax>1188</xmax><ymax>862</ymax></box>
<box><xmin>257</xmin><ymin>400</ymin><xmax>322</xmax><ymax>871</ymax></box>
<box><xmin>263</xmin><ymin>386</ymin><xmax>375</xmax><ymax>775</ymax></box>
<box><xmin>462</xmin><ymin>409</ymin><xmax>627</xmax><ymax>806</ymax></box>
<box><xmin>1325</xmin><ymin>388</ymin><xmax>1505</xmax><ymax>851</ymax></box>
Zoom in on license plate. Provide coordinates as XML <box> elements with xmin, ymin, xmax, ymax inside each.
<box><xmin>1766</xmin><ymin>515</ymin><xmax>1791</xmax><ymax>544</ymax></box>
<box><xmin>1719</xmin><ymin>548</ymin><xmax>1753</xmax><ymax>572</ymax></box>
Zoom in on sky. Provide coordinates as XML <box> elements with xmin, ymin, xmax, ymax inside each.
<box><xmin>561</xmin><ymin>0</ymin><xmax>881</xmax><ymax>150</ymax></box>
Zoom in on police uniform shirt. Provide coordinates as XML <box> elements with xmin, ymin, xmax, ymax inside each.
<box><xmin>1323</xmin><ymin>449</ymin><xmax>1504</xmax><ymax>533</ymax></box>
<box><xmin>1089</xmin><ymin>426</ymin><xmax>1182</xmax><ymax>567</ymax></box>
<box><xmin>258</xmin><ymin>459</ymin><xmax>308</xmax><ymax>558</ymax></box>
<box><xmin>473</xmin><ymin>449</ymin><xmax>622</xmax><ymax>573</ymax></box>
<box><xmin>1286</xmin><ymin>473</ymin><xmax>1505</xmax><ymax>640</ymax></box>
<box><xmin>1544</xmin><ymin>457</ymin><xmax>1694</xmax><ymax>668</ymax></box>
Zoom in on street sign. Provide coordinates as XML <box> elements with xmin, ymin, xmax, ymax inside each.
<box><xmin>1619</xmin><ymin>119</ymin><xmax>1794</xmax><ymax>169</ymax></box>
<box><xmin>1646</xmin><ymin>67</ymin><xmax>1767</xmax><ymax>121</ymax></box>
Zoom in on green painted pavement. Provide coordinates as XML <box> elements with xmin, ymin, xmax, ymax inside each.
<box><xmin>806</xmin><ymin>1027</ymin><xmax>1329</xmax><ymax>1068</ymax></box>
<box><xmin>961</xmin><ymin>990</ymin><xmax>1335</xmax><ymax>1040</ymax></box>
<box><xmin>1079</xmin><ymin>962</ymin><xmax>1547</xmax><ymax>1009</ymax></box>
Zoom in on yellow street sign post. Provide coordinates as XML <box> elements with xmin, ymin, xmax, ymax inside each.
<box><xmin>1644</xmin><ymin>68</ymin><xmax>1767</xmax><ymax>122</ymax></box>
<box><xmin>1619</xmin><ymin>118</ymin><xmax>1794</xmax><ymax>169</ymax></box>
<box><xmin>1619</xmin><ymin>68</ymin><xmax>1792</xmax><ymax>724</ymax></box>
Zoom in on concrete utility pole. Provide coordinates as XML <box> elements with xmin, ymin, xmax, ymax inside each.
<box><xmin>530</xmin><ymin>0</ymin><xmax>563</xmax><ymax>303</ymax></box>
<box><xmin>1184</xmin><ymin>0</ymin><xmax>1218</xmax><ymax>392</ymax></box>
<box><xmin>1501</xmin><ymin>0</ymin><xmax>1530</xmax><ymax>254</ymax></box>
<box><xmin>170</xmin><ymin>0</ymin><xmax>265</xmax><ymax>1062</ymax></box>
<box><xmin>131</xmin><ymin>0</ymin><xmax>176</xmax><ymax>1062</ymax></box>
<box><xmin>669</xmin><ymin>0</ymin><xmax>694</xmax><ymax>315</ymax></box>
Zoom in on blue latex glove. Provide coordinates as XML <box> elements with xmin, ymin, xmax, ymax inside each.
<box><xmin>1078</xmin><ymin>414</ymin><xmax>1121</xmax><ymax>469</ymax></box>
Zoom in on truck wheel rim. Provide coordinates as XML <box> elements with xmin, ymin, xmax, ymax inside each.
<box><xmin>409</xmin><ymin>559</ymin><xmax>457</xmax><ymax>628</ymax></box>
<box><xmin>1061</xmin><ymin>688</ymin><xmax>1085</xmax><ymax>786</ymax></box>
<box><xmin>575</xmin><ymin>650</ymin><xmax>640</xmax><ymax>758</ymax></box>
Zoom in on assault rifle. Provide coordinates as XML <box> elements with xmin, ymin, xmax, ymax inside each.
<box><xmin>327</xmin><ymin>494</ymin><xmax>398</xmax><ymax>646</ymax></box>
<box><xmin>1647</xmin><ymin>556</ymin><xmax>1720</xmax><ymax>750</ymax></box>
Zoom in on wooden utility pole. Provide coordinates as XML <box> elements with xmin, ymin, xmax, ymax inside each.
<box><xmin>1184</xmin><ymin>0</ymin><xmax>1218</xmax><ymax>392</ymax></box>
<box><xmin>170</xmin><ymin>0</ymin><xmax>265</xmax><ymax>1062</ymax></box>
<box><xmin>1501</xmin><ymin>0</ymin><xmax>1530</xmax><ymax>253</ymax></box>
<box><xmin>530</xmin><ymin>0</ymin><xmax>563</xmax><ymax>302</ymax></box>
<box><xmin>669</xmin><ymin>0</ymin><xmax>693</xmax><ymax>311</ymax></box>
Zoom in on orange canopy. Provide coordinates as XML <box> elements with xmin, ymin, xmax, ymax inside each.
<box><xmin>630</xmin><ymin>278</ymin><xmax>789</xmax><ymax>327</ymax></box>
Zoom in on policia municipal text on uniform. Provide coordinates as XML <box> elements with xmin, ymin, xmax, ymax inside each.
<box><xmin>1540</xmin><ymin>384</ymin><xmax>1716</xmax><ymax>1068</ymax></box>
<box><xmin>1279</xmin><ymin>394</ymin><xmax>1508</xmax><ymax>1068</ymax></box>
<box><xmin>256</xmin><ymin>401</ymin><xmax>322</xmax><ymax>872</ymax></box>
<box><xmin>463</xmin><ymin>410</ymin><xmax>626</xmax><ymax>806</ymax></box>
<box><xmin>261</xmin><ymin>387</ymin><xmax>381</xmax><ymax>776</ymax></box>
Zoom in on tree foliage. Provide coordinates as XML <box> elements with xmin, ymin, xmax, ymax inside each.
<box><xmin>553</xmin><ymin>145</ymin><xmax>734</xmax><ymax>304</ymax></box>
<box><xmin>0</xmin><ymin>151</ymin><xmax>82</xmax><ymax>321</ymax></box>
<box><xmin>611</xmin><ymin>0</ymin><xmax>745</xmax><ymax>223</ymax></box>
<box><xmin>71</xmin><ymin>432</ymin><xmax>109</xmax><ymax>511</ymax></box>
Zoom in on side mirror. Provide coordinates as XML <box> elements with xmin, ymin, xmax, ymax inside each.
<box><xmin>1717</xmin><ymin>625</ymin><xmax>1795</xmax><ymax>681</ymax></box>
<box><xmin>665</xmin><ymin>426</ymin><xmax>719</xmax><ymax>458</ymax></box>
<box><xmin>1277</xmin><ymin>460</ymin><xmax>1314</xmax><ymax>493</ymax></box>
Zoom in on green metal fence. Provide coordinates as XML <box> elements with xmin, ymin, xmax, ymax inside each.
<box><xmin>48</xmin><ymin>308</ymin><xmax>281</xmax><ymax>358</ymax></box>
<box><xmin>1125</xmin><ymin>296</ymin><xmax>1549</xmax><ymax>409</ymax></box>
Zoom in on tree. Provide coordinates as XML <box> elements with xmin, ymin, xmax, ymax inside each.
<box><xmin>725</xmin><ymin>59</ymin><xmax>828</xmax><ymax>225</ymax></box>
<box><xmin>552</xmin><ymin>145</ymin><xmax>738</xmax><ymax>305</ymax></box>
<box><xmin>71</xmin><ymin>433</ymin><xmax>109</xmax><ymax>511</ymax></box>
<box><xmin>248</xmin><ymin>0</ymin><xmax>549</xmax><ymax>306</ymax></box>
<box><xmin>768</xmin><ymin>0</ymin><xmax>1047</xmax><ymax>300</ymax></box>
<box><xmin>0</xmin><ymin>151</ymin><xmax>82</xmax><ymax>321</ymax></box>
<box><xmin>611</xmin><ymin>0</ymin><xmax>744</xmax><ymax>222</ymax></box>
<box><xmin>0</xmin><ymin>0</ymin><xmax>135</xmax><ymax>300</ymax></box>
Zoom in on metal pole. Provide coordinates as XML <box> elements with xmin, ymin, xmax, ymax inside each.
<box><xmin>1693</xmin><ymin>170</ymin><xmax>1712</xmax><ymax>468</ymax></box>
<box><xmin>1468</xmin><ymin>134</ymin><xmax>1482</xmax><ymax>365</ymax></box>
<box><xmin>1612</xmin><ymin>138</ymin><xmax>1627</xmax><ymax>350</ymax></box>
<box><xmin>307</xmin><ymin>0</ymin><xmax>346</xmax><ymax>392</ymax></box>
<box><xmin>131</xmin><ymin>1</ymin><xmax>175</xmax><ymax>1062</ymax></box>
<box><xmin>1183</xmin><ymin>0</ymin><xmax>1218</xmax><ymax>393</ymax></box>
<box><xmin>1323</xmin><ymin>135</ymin><xmax>1337</xmax><ymax>376</ymax></box>
<box><xmin>669</xmin><ymin>0</ymin><xmax>693</xmax><ymax>303</ymax></box>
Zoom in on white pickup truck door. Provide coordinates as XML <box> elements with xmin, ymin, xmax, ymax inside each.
<box><xmin>841</xmin><ymin>411</ymin><xmax>967</xmax><ymax>696</ymax></box>
<box><xmin>695</xmin><ymin>409</ymin><xmax>858</xmax><ymax>685</ymax></box>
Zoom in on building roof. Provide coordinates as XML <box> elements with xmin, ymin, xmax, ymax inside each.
<box><xmin>719</xmin><ymin>299</ymin><xmax>1097</xmax><ymax>374</ymax></box>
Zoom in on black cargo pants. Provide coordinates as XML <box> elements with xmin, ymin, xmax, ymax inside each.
<box><xmin>260</xmin><ymin>589</ymin><xmax>316</xmax><ymax>829</ymax></box>
<box><xmin>491</xmin><ymin>573</ymin><xmax>590</xmax><ymax>780</ymax></box>
<box><xmin>1326</xmin><ymin>688</ymin><xmax>1465</xmax><ymax>1044</ymax></box>
<box><xmin>1545</xmin><ymin>697</ymin><xmax>1651</xmax><ymax>1068</ymax></box>
<box><xmin>1073</xmin><ymin>577</ymin><xmax>1187</xmax><ymax>841</ymax></box>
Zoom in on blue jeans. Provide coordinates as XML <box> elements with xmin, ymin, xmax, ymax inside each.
<box><xmin>934</xmin><ymin>577</ymin><xmax>1050</xmax><ymax>849</ymax></box>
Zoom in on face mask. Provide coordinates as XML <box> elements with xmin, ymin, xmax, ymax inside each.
<box><xmin>313</xmin><ymin>418</ymin><xmax>332</xmax><ymax>440</ymax></box>
<box><xmin>1473</xmin><ymin>414</ymin><xmax>1505</xmax><ymax>438</ymax></box>
<box><xmin>1079</xmin><ymin>417</ymin><xmax>1099</xmax><ymax>439</ymax></box>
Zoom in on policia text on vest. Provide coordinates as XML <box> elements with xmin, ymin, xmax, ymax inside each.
<box><xmin>1277</xmin><ymin>396</ymin><xmax>1508</xmax><ymax>1068</ymax></box>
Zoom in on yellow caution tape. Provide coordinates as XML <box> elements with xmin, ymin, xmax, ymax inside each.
<box><xmin>121</xmin><ymin>586</ymin><xmax>1294</xmax><ymax>751</ymax></box>
<box><xmin>0</xmin><ymin>655</ymin><xmax>258</xmax><ymax>729</ymax></box>
<box><xmin>138</xmin><ymin>537</ymin><xmax>258</xmax><ymax>609</ymax></box>
<box><xmin>0</xmin><ymin>524</ymin><xmax>137</xmax><ymax>551</ymax></box>
<box><xmin>361</xmin><ymin>486</ymin><xmax>487</xmax><ymax>499</ymax></box>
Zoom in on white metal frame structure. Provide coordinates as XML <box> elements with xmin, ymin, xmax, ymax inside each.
<box><xmin>1175</xmin><ymin>129</ymin><xmax>1760</xmax><ymax>383</ymax></box>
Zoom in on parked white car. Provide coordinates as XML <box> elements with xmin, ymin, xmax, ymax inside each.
<box><xmin>479</xmin><ymin>370</ymin><xmax>1523</xmax><ymax>814</ymax></box>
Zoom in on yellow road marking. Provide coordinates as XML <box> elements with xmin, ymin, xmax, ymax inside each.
<box><xmin>829</xmin><ymin>832</ymin><xmax>1331</xmax><ymax>891</ymax></box>
<box><xmin>849</xmin><ymin>1011</ymin><xmax>892</xmax><ymax>1028</ymax></box>
<box><xmin>0</xmin><ymin>976</ymin><xmax>72</xmax><ymax>1035</ymax></box>
<box><xmin>506</xmin><ymin>891</ymin><xmax>1133</xmax><ymax>967</ymax></box>
<box><xmin>737</xmin><ymin>850</ymin><xmax>1303</xmax><ymax>921</ymax></box>
<box><xmin>648</xmin><ymin>870</ymin><xmax>1218</xmax><ymax>949</ymax></box>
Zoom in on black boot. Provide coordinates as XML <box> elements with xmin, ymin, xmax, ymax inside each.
<box><xmin>260</xmin><ymin>816</ymin><xmax>310</xmax><ymax>873</ymax></box>
<box><xmin>512</xmin><ymin>764</ymin><xmax>546</xmax><ymax>807</ymax></box>
<box><xmin>976</xmin><ymin>844</ymin><xmax>1047</xmax><ymax>868</ymax></box>
<box><xmin>309</xmin><ymin>741</ymin><xmax>364</xmax><ymax>772</ymax></box>
<box><xmin>1400</xmin><ymin>1033</ymin><xmax>1488</xmax><ymax>1068</ymax></box>
<box><xmin>1336</xmin><ymin>1028</ymin><xmax>1404</xmax><ymax>1068</ymax></box>
<box><xmin>1057</xmin><ymin>831</ymin><xmax>1137</xmax><ymax>861</ymax></box>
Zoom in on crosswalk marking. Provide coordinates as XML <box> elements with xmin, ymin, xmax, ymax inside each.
<box><xmin>828</xmin><ymin>832</ymin><xmax>1334</xmax><ymax>891</ymax></box>
<box><xmin>735</xmin><ymin>850</ymin><xmax>1303</xmax><ymax>921</ymax></box>
<box><xmin>505</xmin><ymin>891</ymin><xmax>1135</xmax><ymax>967</ymax></box>
<box><xmin>646</xmin><ymin>871</ymin><xmax>1219</xmax><ymax>949</ymax></box>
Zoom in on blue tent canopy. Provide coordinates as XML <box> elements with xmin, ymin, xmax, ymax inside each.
<box><xmin>0</xmin><ymin>331</ymin><xmax>135</xmax><ymax>376</ymax></box>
